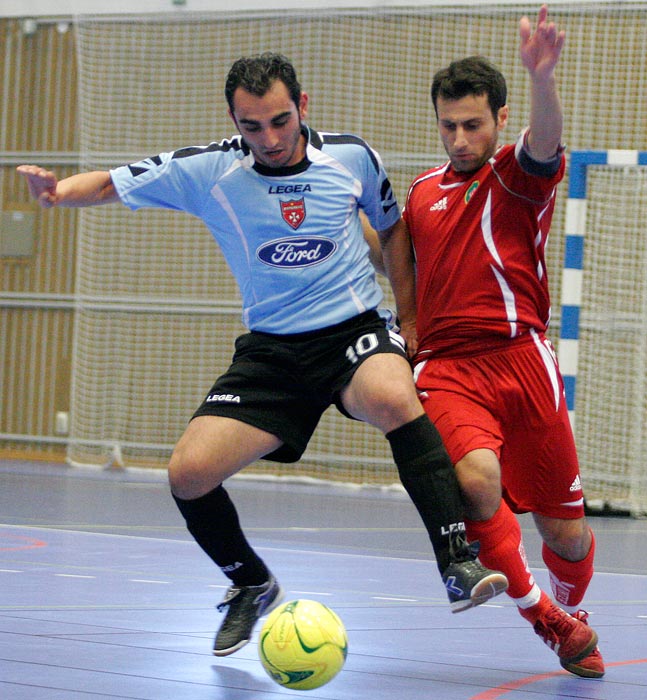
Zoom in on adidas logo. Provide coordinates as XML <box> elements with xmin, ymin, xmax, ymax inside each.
<box><xmin>569</xmin><ymin>474</ymin><xmax>582</xmax><ymax>492</ymax></box>
<box><xmin>429</xmin><ymin>196</ymin><xmax>448</xmax><ymax>211</ymax></box>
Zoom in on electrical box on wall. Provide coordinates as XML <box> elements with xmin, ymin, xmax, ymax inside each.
<box><xmin>55</xmin><ymin>411</ymin><xmax>70</xmax><ymax>436</ymax></box>
<box><xmin>0</xmin><ymin>210</ymin><xmax>37</xmax><ymax>257</ymax></box>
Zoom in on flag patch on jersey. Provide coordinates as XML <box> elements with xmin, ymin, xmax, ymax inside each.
<box><xmin>280</xmin><ymin>198</ymin><xmax>306</xmax><ymax>230</ymax></box>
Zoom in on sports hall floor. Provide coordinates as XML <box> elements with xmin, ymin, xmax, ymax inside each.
<box><xmin>1</xmin><ymin>458</ymin><xmax>645</xmax><ymax>700</ymax></box>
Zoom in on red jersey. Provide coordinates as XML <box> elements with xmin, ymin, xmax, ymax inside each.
<box><xmin>403</xmin><ymin>135</ymin><xmax>565</xmax><ymax>358</ymax></box>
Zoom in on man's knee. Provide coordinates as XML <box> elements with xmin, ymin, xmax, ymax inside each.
<box><xmin>168</xmin><ymin>446</ymin><xmax>219</xmax><ymax>500</ymax></box>
<box><xmin>344</xmin><ymin>357</ymin><xmax>421</xmax><ymax>430</ymax></box>
<box><xmin>455</xmin><ymin>449</ymin><xmax>501</xmax><ymax>520</ymax></box>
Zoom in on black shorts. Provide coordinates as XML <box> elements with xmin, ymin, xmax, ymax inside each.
<box><xmin>192</xmin><ymin>310</ymin><xmax>406</xmax><ymax>463</ymax></box>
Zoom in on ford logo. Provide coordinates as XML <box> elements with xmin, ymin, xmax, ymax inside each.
<box><xmin>256</xmin><ymin>237</ymin><xmax>337</xmax><ymax>268</ymax></box>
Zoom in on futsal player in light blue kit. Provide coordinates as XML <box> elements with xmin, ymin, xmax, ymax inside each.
<box><xmin>17</xmin><ymin>52</ymin><xmax>507</xmax><ymax>657</ymax></box>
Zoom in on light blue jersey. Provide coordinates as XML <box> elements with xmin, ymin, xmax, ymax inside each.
<box><xmin>110</xmin><ymin>126</ymin><xmax>400</xmax><ymax>333</ymax></box>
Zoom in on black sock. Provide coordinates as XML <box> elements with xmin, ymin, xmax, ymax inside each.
<box><xmin>173</xmin><ymin>485</ymin><xmax>270</xmax><ymax>586</ymax></box>
<box><xmin>387</xmin><ymin>415</ymin><xmax>464</xmax><ymax>572</ymax></box>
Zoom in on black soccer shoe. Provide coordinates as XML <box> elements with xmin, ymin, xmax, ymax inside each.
<box><xmin>213</xmin><ymin>575</ymin><xmax>284</xmax><ymax>656</ymax></box>
<box><xmin>442</xmin><ymin>528</ymin><xmax>509</xmax><ymax>613</ymax></box>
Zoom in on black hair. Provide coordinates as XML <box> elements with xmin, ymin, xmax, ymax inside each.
<box><xmin>225</xmin><ymin>52</ymin><xmax>302</xmax><ymax>111</ymax></box>
<box><xmin>431</xmin><ymin>55</ymin><xmax>507</xmax><ymax>121</ymax></box>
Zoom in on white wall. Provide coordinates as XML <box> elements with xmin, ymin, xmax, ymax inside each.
<box><xmin>2</xmin><ymin>0</ymin><xmax>621</xmax><ymax>19</ymax></box>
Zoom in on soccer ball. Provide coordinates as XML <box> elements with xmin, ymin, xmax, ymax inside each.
<box><xmin>258</xmin><ymin>599</ymin><xmax>348</xmax><ymax>690</ymax></box>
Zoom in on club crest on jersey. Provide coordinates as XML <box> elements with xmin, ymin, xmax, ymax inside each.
<box><xmin>257</xmin><ymin>236</ymin><xmax>337</xmax><ymax>268</ymax></box>
<box><xmin>280</xmin><ymin>198</ymin><xmax>306</xmax><ymax>230</ymax></box>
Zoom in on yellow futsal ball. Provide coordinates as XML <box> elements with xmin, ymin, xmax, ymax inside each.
<box><xmin>258</xmin><ymin>599</ymin><xmax>348</xmax><ymax>691</ymax></box>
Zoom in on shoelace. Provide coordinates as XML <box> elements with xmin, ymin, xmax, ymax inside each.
<box><xmin>217</xmin><ymin>585</ymin><xmax>242</xmax><ymax>611</ymax></box>
<box><xmin>448</xmin><ymin>528</ymin><xmax>481</xmax><ymax>563</ymax></box>
<box><xmin>535</xmin><ymin>606</ymin><xmax>572</xmax><ymax>642</ymax></box>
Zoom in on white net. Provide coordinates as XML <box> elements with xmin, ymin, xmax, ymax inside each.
<box><xmin>574</xmin><ymin>165</ymin><xmax>647</xmax><ymax>515</ymax></box>
<box><xmin>68</xmin><ymin>4</ymin><xmax>647</xmax><ymax>504</ymax></box>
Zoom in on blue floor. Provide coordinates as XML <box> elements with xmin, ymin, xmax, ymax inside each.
<box><xmin>1</xmin><ymin>459</ymin><xmax>646</xmax><ymax>699</ymax></box>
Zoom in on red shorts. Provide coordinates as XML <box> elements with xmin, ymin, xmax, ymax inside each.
<box><xmin>414</xmin><ymin>332</ymin><xmax>585</xmax><ymax>519</ymax></box>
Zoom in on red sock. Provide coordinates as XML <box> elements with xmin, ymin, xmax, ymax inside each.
<box><xmin>542</xmin><ymin>528</ymin><xmax>595</xmax><ymax>610</ymax></box>
<box><xmin>465</xmin><ymin>501</ymin><xmax>535</xmax><ymax>599</ymax></box>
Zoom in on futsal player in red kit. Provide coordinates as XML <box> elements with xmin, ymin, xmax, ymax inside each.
<box><xmin>384</xmin><ymin>5</ymin><xmax>604</xmax><ymax>677</ymax></box>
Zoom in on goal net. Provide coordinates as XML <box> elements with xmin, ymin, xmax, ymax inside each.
<box><xmin>566</xmin><ymin>161</ymin><xmax>647</xmax><ymax>516</ymax></box>
<box><xmin>68</xmin><ymin>3</ymin><xmax>647</xmax><ymax>510</ymax></box>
